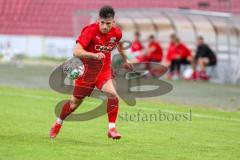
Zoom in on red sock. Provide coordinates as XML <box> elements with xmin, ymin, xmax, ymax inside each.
<box><xmin>107</xmin><ymin>98</ymin><xmax>119</xmax><ymax>123</ymax></box>
<box><xmin>192</xmin><ymin>71</ymin><xmax>198</xmax><ymax>79</ymax></box>
<box><xmin>59</xmin><ymin>101</ymin><xmax>74</xmax><ymax>120</ymax></box>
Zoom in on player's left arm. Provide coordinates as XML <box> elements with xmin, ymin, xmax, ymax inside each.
<box><xmin>118</xmin><ymin>42</ymin><xmax>133</xmax><ymax>70</ymax></box>
<box><xmin>116</xmin><ymin>29</ymin><xmax>133</xmax><ymax>70</ymax></box>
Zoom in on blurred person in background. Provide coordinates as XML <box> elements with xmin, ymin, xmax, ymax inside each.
<box><xmin>191</xmin><ymin>36</ymin><xmax>217</xmax><ymax>81</ymax></box>
<box><xmin>2</xmin><ymin>42</ymin><xmax>14</xmax><ymax>63</ymax></box>
<box><xmin>130</xmin><ymin>35</ymin><xmax>163</xmax><ymax>77</ymax></box>
<box><xmin>131</xmin><ymin>35</ymin><xmax>163</xmax><ymax>63</ymax></box>
<box><xmin>129</xmin><ymin>31</ymin><xmax>144</xmax><ymax>59</ymax></box>
<box><xmin>166</xmin><ymin>34</ymin><xmax>193</xmax><ymax>80</ymax></box>
<box><xmin>113</xmin><ymin>31</ymin><xmax>143</xmax><ymax>68</ymax></box>
<box><xmin>1</xmin><ymin>42</ymin><xmax>24</xmax><ymax>68</ymax></box>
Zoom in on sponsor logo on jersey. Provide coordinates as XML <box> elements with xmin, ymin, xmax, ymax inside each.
<box><xmin>95</xmin><ymin>45</ymin><xmax>114</xmax><ymax>52</ymax></box>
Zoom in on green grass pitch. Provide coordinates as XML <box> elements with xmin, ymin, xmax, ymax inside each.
<box><xmin>0</xmin><ymin>86</ymin><xmax>240</xmax><ymax>160</ymax></box>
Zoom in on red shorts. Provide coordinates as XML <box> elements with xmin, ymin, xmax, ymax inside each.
<box><xmin>73</xmin><ymin>68</ymin><xmax>112</xmax><ymax>99</ymax></box>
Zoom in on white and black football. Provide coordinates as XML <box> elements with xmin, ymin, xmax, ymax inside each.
<box><xmin>62</xmin><ymin>57</ymin><xmax>85</xmax><ymax>80</ymax></box>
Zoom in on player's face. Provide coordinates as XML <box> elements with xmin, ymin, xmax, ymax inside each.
<box><xmin>149</xmin><ymin>37</ymin><xmax>154</xmax><ymax>43</ymax></box>
<box><xmin>98</xmin><ymin>17</ymin><xmax>114</xmax><ymax>34</ymax></box>
<box><xmin>134</xmin><ymin>34</ymin><xmax>140</xmax><ymax>40</ymax></box>
<box><xmin>197</xmin><ymin>38</ymin><xmax>203</xmax><ymax>45</ymax></box>
<box><xmin>170</xmin><ymin>36</ymin><xmax>175</xmax><ymax>43</ymax></box>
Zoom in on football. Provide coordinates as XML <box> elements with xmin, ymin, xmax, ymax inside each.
<box><xmin>62</xmin><ymin>57</ymin><xmax>85</xmax><ymax>80</ymax></box>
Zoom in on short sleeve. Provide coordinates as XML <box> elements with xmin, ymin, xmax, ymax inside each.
<box><xmin>76</xmin><ymin>26</ymin><xmax>95</xmax><ymax>48</ymax></box>
<box><xmin>115</xmin><ymin>28</ymin><xmax>122</xmax><ymax>43</ymax></box>
<box><xmin>185</xmin><ymin>45</ymin><xmax>192</xmax><ymax>57</ymax></box>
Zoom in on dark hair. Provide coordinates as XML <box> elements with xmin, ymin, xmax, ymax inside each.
<box><xmin>170</xmin><ymin>34</ymin><xmax>176</xmax><ymax>39</ymax></box>
<box><xmin>99</xmin><ymin>6</ymin><xmax>115</xmax><ymax>18</ymax></box>
<box><xmin>149</xmin><ymin>35</ymin><xmax>155</xmax><ymax>39</ymax></box>
<box><xmin>198</xmin><ymin>36</ymin><xmax>204</xmax><ymax>41</ymax></box>
<box><xmin>134</xmin><ymin>31</ymin><xmax>140</xmax><ymax>37</ymax></box>
<box><xmin>176</xmin><ymin>37</ymin><xmax>180</xmax><ymax>43</ymax></box>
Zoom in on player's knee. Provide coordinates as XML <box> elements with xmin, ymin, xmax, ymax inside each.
<box><xmin>107</xmin><ymin>93</ymin><xmax>118</xmax><ymax>100</ymax></box>
<box><xmin>70</xmin><ymin>96</ymin><xmax>84</xmax><ymax>111</ymax></box>
<box><xmin>187</xmin><ymin>56</ymin><xmax>193</xmax><ymax>63</ymax></box>
<box><xmin>197</xmin><ymin>59</ymin><xmax>201</xmax><ymax>65</ymax></box>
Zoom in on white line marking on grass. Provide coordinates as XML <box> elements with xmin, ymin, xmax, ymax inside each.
<box><xmin>162</xmin><ymin>109</ymin><xmax>240</xmax><ymax>123</ymax></box>
<box><xmin>0</xmin><ymin>92</ymin><xmax>59</xmax><ymax>101</ymax></box>
<box><xmin>0</xmin><ymin>92</ymin><xmax>99</xmax><ymax>104</ymax></box>
<box><xmin>1</xmin><ymin>91</ymin><xmax>240</xmax><ymax>122</ymax></box>
<box><xmin>123</xmin><ymin>106</ymin><xmax>240</xmax><ymax>123</ymax></box>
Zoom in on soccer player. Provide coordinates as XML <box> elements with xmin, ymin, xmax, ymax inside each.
<box><xmin>131</xmin><ymin>35</ymin><xmax>162</xmax><ymax>63</ymax></box>
<box><xmin>129</xmin><ymin>31</ymin><xmax>144</xmax><ymax>59</ymax></box>
<box><xmin>192</xmin><ymin>36</ymin><xmax>217</xmax><ymax>80</ymax></box>
<box><xmin>49</xmin><ymin>6</ymin><xmax>133</xmax><ymax>139</ymax></box>
<box><xmin>130</xmin><ymin>35</ymin><xmax>163</xmax><ymax>77</ymax></box>
<box><xmin>166</xmin><ymin>35</ymin><xmax>192</xmax><ymax>80</ymax></box>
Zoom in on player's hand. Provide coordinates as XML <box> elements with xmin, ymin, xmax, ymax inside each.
<box><xmin>176</xmin><ymin>54</ymin><xmax>181</xmax><ymax>59</ymax></box>
<box><xmin>94</xmin><ymin>52</ymin><xmax>106</xmax><ymax>60</ymax></box>
<box><xmin>123</xmin><ymin>60</ymin><xmax>134</xmax><ymax>70</ymax></box>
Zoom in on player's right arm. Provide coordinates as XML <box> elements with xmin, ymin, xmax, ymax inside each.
<box><xmin>74</xmin><ymin>25</ymin><xmax>105</xmax><ymax>60</ymax></box>
<box><xmin>73</xmin><ymin>43</ymin><xmax>105</xmax><ymax>60</ymax></box>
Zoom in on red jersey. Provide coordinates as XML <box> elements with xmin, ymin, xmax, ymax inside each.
<box><xmin>179</xmin><ymin>43</ymin><xmax>191</xmax><ymax>59</ymax></box>
<box><xmin>131</xmin><ymin>40</ymin><xmax>143</xmax><ymax>52</ymax></box>
<box><xmin>166</xmin><ymin>42</ymin><xmax>191</xmax><ymax>61</ymax></box>
<box><xmin>148</xmin><ymin>41</ymin><xmax>163</xmax><ymax>61</ymax></box>
<box><xmin>76</xmin><ymin>23</ymin><xmax>122</xmax><ymax>71</ymax></box>
<box><xmin>75</xmin><ymin>23</ymin><xmax>122</xmax><ymax>87</ymax></box>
